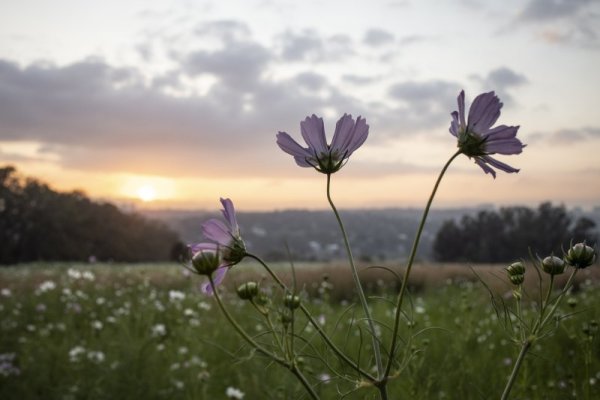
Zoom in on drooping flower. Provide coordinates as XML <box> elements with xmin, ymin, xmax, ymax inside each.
<box><xmin>450</xmin><ymin>90</ymin><xmax>525</xmax><ymax>178</ymax></box>
<box><xmin>277</xmin><ymin>113</ymin><xmax>369</xmax><ymax>174</ymax></box>
<box><xmin>188</xmin><ymin>198</ymin><xmax>246</xmax><ymax>294</ymax></box>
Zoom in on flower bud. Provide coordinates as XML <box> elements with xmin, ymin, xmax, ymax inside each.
<box><xmin>191</xmin><ymin>251</ymin><xmax>221</xmax><ymax>275</ymax></box>
<box><xmin>541</xmin><ymin>256</ymin><xmax>565</xmax><ymax>275</ymax></box>
<box><xmin>280</xmin><ymin>312</ymin><xmax>293</xmax><ymax>325</ymax></box>
<box><xmin>283</xmin><ymin>294</ymin><xmax>301</xmax><ymax>310</ymax></box>
<box><xmin>564</xmin><ymin>242</ymin><xmax>596</xmax><ymax>269</ymax></box>
<box><xmin>567</xmin><ymin>297</ymin><xmax>578</xmax><ymax>308</ymax></box>
<box><xmin>506</xmin><ymin>261</ymin><xmax>525</xmax><ymax>285</ymax></box>
<box><xmin>222</xmin><ymin>238</ymin><xmax>247</xmax><ymax>265</ymax></box>
<box><xmin>236</xmin><ymin>282</ymin><xmax>259</xmax><ymax>300</ymax></box>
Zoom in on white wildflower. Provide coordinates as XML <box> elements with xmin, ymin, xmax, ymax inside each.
<box><xmin>226</xmin><ymin>386</ymin><xmax>245</xmax><ymax>399</ymax></box>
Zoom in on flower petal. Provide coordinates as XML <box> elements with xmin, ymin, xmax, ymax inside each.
<box><xmin>449</xmin><ymin>111</ymin><xmax>460</xmax><ymax>137</ymax></box>
<box><xmin>300</xmin><ymin>115</ymin><xmax>328</xmax><ymax>155</ymax></box>
<box><xmin>189</xmin><ymin>242</ymin><xmax>217</xmax><ymax>254</ymax></box>
<box><xmin>330</xmin><ymin>113</ymin><xmax>356</xmax><ymax>154</ymax></box>
<box><xmin>481</xmin><ymin>155</ymin><xmax>520</xmax><ymax>174</ymax></box>
<box><xmin>276</xmin><ymin>131</ymin><xmax>313</xmax><ymax>167</ymax></box>
<box><xmin>485</xmin><ymin>138</ymin><xmax>525</xmax><ymax>155</ymax></box>
<box><xmin>483</xmin><ymin>125</ymin><xmax>519</xmax><ymax>140</ymax></box>
<box><xmin>219</xmin><ymin>198</ymin><xmax>239</xmax><ymax>234</ymax></box>
<box><xmin>202</xmin><ymin>219</ymin><xmax>231</xmax><ymax>245</ymax></box>
<box><xmin>474</xmin><ymin>158</ymin><xmax>497</xmax><ymax>178</ymax></box>
<box><xmin>457</xmin><ymin>90</ymin><xmax>466</xmax><ymax>130</ymax></box>
<box><xmin>468</xmin><ymin>91</ymin><xmax>502</xmax><ymax>134</ymax></box>
<box><xmin>345</xmin><ymin>116</ymin><xmax>369</xmax><ymax>156</ymax></box>
<box><xmin>201</xmin><ymin>266</ymin><xmax>228</xmax><ymax>295</ymax></box>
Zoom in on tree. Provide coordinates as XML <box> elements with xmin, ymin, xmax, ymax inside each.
<box><xmin>433</xmin><ymin>202</ymin><xmax>598</xmax><ymax>263</ymax></box>
<box><xmin>0</xmin><ymin>166</ymin><xmax>182</xmax><ymax>264</ymax></box>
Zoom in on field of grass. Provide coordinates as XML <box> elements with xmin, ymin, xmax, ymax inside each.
<box><xmin>1</xmin><ymin>261</ymin><xmax>599</xmax><ymax>399</ymax></box>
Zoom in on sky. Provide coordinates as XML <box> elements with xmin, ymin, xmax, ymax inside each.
<box><xmin>1</xmin><ymin>0</ymin><xmax>599</xmax><ymax>211</ymax></box>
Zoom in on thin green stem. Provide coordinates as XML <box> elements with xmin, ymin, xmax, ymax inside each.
<box><xmin>246</xmin><ymin>253</ymin><xmax>377</xmax><ymax>383</ymax></box>
<box><xmin>501</xmin><ymin>268</ymin><xmax>578</xmax><ymax>400</ymax></box>
<box><xmin>383</xmin><ymin>150</ymin><xmax>462</xmax><ymax>380</ymax></box>
<box><xmin>500</xmin><ymin>339</ymin><xmax>531</xmax><ymax>400</ymax></box>
<box><xmin>325</xmin><ymin>176</ymin><xmax>385</xmax><ymax>375</ymax></box>
<box><xmin>209</xmin><ymin>277</ymin><xmax>320</xmax><ymax>400</ymax></box>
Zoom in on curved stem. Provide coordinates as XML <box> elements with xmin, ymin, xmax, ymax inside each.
<box><xmin>326</xmin><ymin>175</ymin><xmax>385</xmax><ymax>383</ymax></box>
<box><xmin>383</xmin><ymin>150</ymin><xmax>461</xmax><ymax>380</ymax></box>
<box><xmin>500</xmin><ymin>339</ymin><xmax>531</xmax><ymax>400</ymax></box>
<box><xmin>246</xmin><ymin>253</ymin><xmax>377</xmax><ymax>383</ymax></box>
<box><xmin>209</xmin><ymin>277</ymin><xmax>319</xmax><ymax>400</ymax></box>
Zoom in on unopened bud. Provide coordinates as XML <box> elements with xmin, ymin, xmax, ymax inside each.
<box><xmin>507</xmin><ymin>262</ymin><xmax>525</xmax><ymax>285</ymax></box>
<box><xmin>236</xmin><ymin>282</ymin><xmax>259</xmax><ymax>300</ymax></box>
<box><xmin>283</xmin><ymin>294</ymin><xmax>301</xmax><ymax>310</ymax></box>
<box><xmin>565</xmin><ymin>242</ymin><xmax>596</xmax><ymax>269</ymax></box>
<box><xmin>567</xmin><ymin>297</ymin><xmax>578</xmax><ymax>308</ymax></box>
<box><xmin>191</xmin><ymin>250</ymin><xmax>220</xmax><ymax>275</ymax></box>
<box><xmin>541</xmin><ymin>256</ymin><xmax>565</xmax><ymax>275</ymax></box>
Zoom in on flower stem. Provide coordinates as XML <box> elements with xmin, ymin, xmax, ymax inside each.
<box><xmin>501</xmin><ymin>268</ymin><xmax>578</xmax><ymax>399</ymax></box>
<box><xmin>500</xmin><ymin>339</ymin><xmax>531</xmax><ymax>400</ymax></box>
<box><xmin>383</xmin><ymin>150</ymin><xmax>461</xmax><ymax>380</ymax></box>
<box><xmin>209</xmin><ymin>277</ymin><xmax>320</xmax><ymax>400</ymax></box>
<box><xmin>326</xmin><ymin>174</ymin><xmax>385</xmax><ymax>388</ymax></box>
<box><xmin>246</xmin><ymin>253</ymin><xmax>377</xmax><ymax>383</ymax></box>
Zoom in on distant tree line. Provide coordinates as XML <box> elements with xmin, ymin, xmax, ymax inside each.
<box><xmin>0</xmin><ymin>166</ymin><xmax>183</xmax><ymax>264</ymax></box>
<box><xmin>433</xmin><ymin>202</ymin><xmax>598</xmax><ymax>263</ymax></box>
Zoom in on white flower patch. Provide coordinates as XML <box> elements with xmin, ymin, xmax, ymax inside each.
<box><xmin>226</xmin><ymin>386</ymin><xmax>245</xmax><ymax>399</ymax></box>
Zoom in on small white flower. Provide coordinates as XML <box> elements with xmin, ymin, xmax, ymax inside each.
<box><xmin>318</xmin><ymin>373</ymin><xmax>331</xmax><ymax>383</ymax></box>
<box><xmin>226</xmin><ymin>386</ymin><xmax>245</xmax><ymax>399</ymax></box>
<box><xmin>198</xmin><ymin>301</ymin><xmax>211</xmax><ymax>311</ymax></box>
<box><xmin>151</xmin><ymin>324</ymin><xmax>167</xmax><ymax>337</ymax></box>
<box><xmin>1</xmin><ymin>288</ymin><xmax>12</xmax><ymax>297</ymax></box>
<box><xmin>91</xmin><ymin>321</ymin><xmax>103</xmax><ymax>331</ymax></box>
<box><xmin>69</xmin><ymin>346</ymin><xmax>86</xmax><ymax>362</ymax></box>
<box><xmin>37</xmin><ymin>280</ymin><xmax>56</xmax><ymax>293</ymax></box>
<box><xmin>169</xmin><ymin>290</ymin><xmax>186</xmax><ymax>302</ymax></box>
<box><xmin>87</xmin><ymin>351</ymin><xmax>105</xmax><ymax>363</ymax></box>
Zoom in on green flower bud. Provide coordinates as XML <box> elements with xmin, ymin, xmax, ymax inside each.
<box><xmin>191</xmin><ymin>251</ymin><xmax>220</xmax><ymax>275</ymax></box>
<box><xmin>507</xmin><ymin>262</ymin><xmax>525</xmax><ymax>285</ymax></box>
<box><xmin>567</xmin><ymin>297</ymin><xmax>578</xmax><ymax>308</ymax></box>
<box><xmin>541</xmin><ymin>256</ymin><xmax>565</xmax><ymax>275</ymax></box>
<box><xmin>236</xmin><ymin>282</ymin><xmax>259</xmax><ymax>300</ymax></box>
<box><xmin>507</xmin><ymin>261</ymin><xmax>526</xmax><ymax>276</ymax></box>
<box><xmin>280</xmin><ymin>312</ymin><xmax>293</xmax><ymax>325</ymax></box>
<box><xmin>283</xmin><ymin>294</ymin><xmax>301</xmax><ymax>310</ymax></box>
<box><xmin>564</xmin><ymin>242</ymin><xmax>596</xmax><ymax>269</ymax></box>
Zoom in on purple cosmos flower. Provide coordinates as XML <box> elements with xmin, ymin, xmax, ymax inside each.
<box><xmin>276</xmin><ymin>114</ymin><xmax>369</xmax><ymax>174</ymax></box>
<box><xmin>188</xmin><ymin>198</ymin><xmax>246</xmax><ymax>295</ymax></box>
<box><xmin>450</xmin><ymin>90</ymin><xmax>525</xmax><ymax>178</ymax></box>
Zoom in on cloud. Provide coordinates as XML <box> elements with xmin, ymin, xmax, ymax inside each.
<box><xmin>528</xmin><ymin>127</ymin><xmax>600</xmax><ymax>145</ymax></box>
<box><xmin>363</xmin><ymin>29</ymin><xmax>395</xmax><ymax>47</ymax></box>
<box><xmin>277</xmin><ymin>30</ymin><xmax>354</xmax><ymax>62</ymax></box>
<box><xmin>470</xmin><ymin>67</ymin><xmax>528</xmax><ymax>105</ymax></box>
<box><xmin>512</xmin><ymin>0</ymin><xmax>600</xmax><ymax>49</ymax></box>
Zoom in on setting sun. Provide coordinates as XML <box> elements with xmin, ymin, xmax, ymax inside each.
<box><xmin>137</xmin><ymin>185</ymin><xmax>157</xmax><ymax>202</ymax></box>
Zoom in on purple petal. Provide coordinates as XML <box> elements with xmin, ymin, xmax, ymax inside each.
<box><xmin>468</xmin><ymin>92</ymin><xmax>502</xmax><ymax>134</ymax></box>
<box><xmin>449</xmin><ymin>111</ymin><xmax>460</xmax><ymax>137</ymax></box>
<box><xmin>457</xmin><ymin>90</ymin><xmax>466</xmax><ymax>129</ymax></box>
<box><xmin>300</xmin><ymin>115</ymin><xmax>328</xmax><ymax>155</ymax></box>
<box><xmin>330</xmin><ymin>114</ymin><xmax>356</xmax><ymax>154</ymax></box>
<box><xmin>481</xmin><ymin>155</ymin><xmax>520</xmax><ymax>174</ymax></box>
<box><xmin>219</xmin><ymin>198</ymin><xmax>239</xmax><ymax>234</ymax></box>
<box><xmin>189</xmin><ymin>242</ymin><xmax>217</xmax><ymax>253</ymax></box>
<box><xmin>201</xmin><ymin>266</ymin><xmax>228</xmax><ymax>295</ymax></box>
<box><xmin>482</xmin><ymin>125</ymin><xmax>519</xmax><ymax>140</ymax></box>
<box><xmin>485</xmin><ymin>138</ymin><xmax>525</xmax><ymax>155</ymax></box>
<box><xmin>276</xmin><ymin>131</ymin><xmax>312</xmax><ymax>167</ymax></box>
<box><xmin>345</xmin><ymin>116</ymin><xmax>369</xmax><ymax>155</ymax></box>
<box><xmin>202</xmin><ymin>219</ymin><xmax>231</xmax><ymax>245</ymax></box>
<box><xmin>474</xmin><ymin>158</ymin><xmax>497</xmax><ymax>178</ymax></box>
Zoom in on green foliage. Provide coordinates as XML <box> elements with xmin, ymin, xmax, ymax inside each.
<box><xmin>0</xmin><ymin>166</ymin><xmax>183</xmax><ymax>264</ymax></box>
<box><xmin>433</xmin><ymin>202</ymin><xmax>598</xmax><ymax>263</ymax></box>
<box><xmin>1</xmin><ymin>263</ymin><xmax>599</xmax><ymax>399</ymax></box>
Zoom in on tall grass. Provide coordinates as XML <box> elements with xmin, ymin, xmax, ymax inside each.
<box><xmin>1</xmin><ymin>263</ymin><xmax>598</xmax><ymax>399</ymax></box>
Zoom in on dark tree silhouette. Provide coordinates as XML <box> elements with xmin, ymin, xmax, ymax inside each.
<box><xmin>0</xmin><ymin>166</ymin><xmax>182</xmax><ymax>264</ymax></box>
<box><xmin>433</xmin><ymin>202</ymin><xmax>598</xmax><ymax>263</ymax></box>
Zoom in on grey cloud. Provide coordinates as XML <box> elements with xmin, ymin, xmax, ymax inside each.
<box><xmin>471</xmin><ymin>67</ymin><xmax>528</xmax><ymax>105</ymax></box>
<box><xmin>183</xmin><ymin>41</ymin><xmax>271</xmax><ymax>90</ymax></box>
<box><xmin>194</xmin><ymin>20</ymin><xmax>251</xmax><ymax>43</ymax></box>
<box><xmin>342</xmin><ymin>74</ymin><xmax>380</xmax><ymax>85</ymax></box>
<box><xmin>388</xmin><ymin>80</ymin><xmax>460</xmax><ymax>106</ymax></box>
<box><xmin>528</xmin><ymin>127</ymin><xmax>600</xmax><ymax>145</ymax></box>
<box><xmin>294</xmin><ymin>72</ymin><xmax>327</xmax><ymax>90</ymax></box>
<box><xmin>520</xmin><ymin>0</ymin><xmax>591</xmax><ymax>21</ymax></box>
<box><xmin>364</xmin><ymin>29</ymin><xmax>395</xmax><ymax>47</ymax></box>
<box><xmin>278</xmin><ymin>30</ymin><xmax>354</xmax><ymax>62</ymax></box>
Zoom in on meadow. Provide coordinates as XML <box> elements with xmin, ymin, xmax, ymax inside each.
<box><xmin>1</xmin><ymin>261</ymin><xmax>599</xmax><ymax>399</ymax></box>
